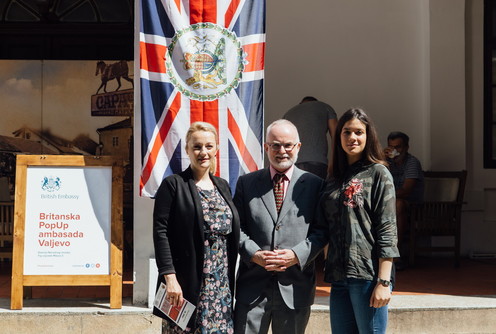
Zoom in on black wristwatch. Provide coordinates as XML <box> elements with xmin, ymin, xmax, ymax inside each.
<box><xmin>377</xmin><ymin>278</ymin><xmax>391</xmax><ymax>287</ymax></box>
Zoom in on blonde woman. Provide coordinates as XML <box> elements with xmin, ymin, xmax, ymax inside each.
<box><xmin>153</xmin><ymin>122</ymin><xmax>240</xmax><ymax>333</ymax></box>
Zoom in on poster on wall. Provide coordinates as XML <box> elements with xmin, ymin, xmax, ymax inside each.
<box><xmin>23</xmin><ymin>166</ymin><xmax>112</xmax><ymax>275</ymax></box>
<box><xmin>0</xmin><ymin>60</ymin><xmax>133</xmax><ymax>143</ymax></box>
<box><xmin>0</xmin><ymin>60</ymin><xmax>133</xmax><ymax>200</ymax></box>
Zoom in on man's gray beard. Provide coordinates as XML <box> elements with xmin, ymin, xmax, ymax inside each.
<box><xmin>271</xmin><ymin>153</ymin><xmax>298</xmax><ymax>170</ymax></box>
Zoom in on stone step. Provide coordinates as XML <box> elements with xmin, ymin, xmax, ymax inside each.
<box><xmin>2</xmin><ymin>295</ymin><xmax>496</xmax><ymax>333</ymax></box>
<box><xmin>0</xmin><ymin>298</ymin><xmax>162</xmax><ymax>334</ymax></box>
<box><xmin>307</xmin><ymin>295</ymin><xmax>496</xmax><ymax>334</ymax></box>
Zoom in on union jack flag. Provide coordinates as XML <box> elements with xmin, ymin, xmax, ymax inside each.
<box><xmin>140</xmin><ymin>0</ymin><xmax>265</xmax><ymax>197</ymax></box>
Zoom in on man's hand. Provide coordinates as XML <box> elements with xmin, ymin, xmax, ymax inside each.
<box><xmin>264</xmin><ymin>249</ymin><xmax>300</xmax><ymax>272</ymax></box>
<box><xmin>251</xmin><ymin>250</ymin><xmax>278</xmax><ymax>268</ymax></box>
<box><xmin>251</xmin><ymin>249</ymin><xmax>300</xmax><ymax>272</ymax></box>
<box><xmin>383</xmin><ymin>146</ymin><xmax>395</xmax><ymax>159</ymax></box>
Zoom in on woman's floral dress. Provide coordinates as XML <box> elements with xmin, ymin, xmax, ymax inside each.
<box><xmin>163</xmin><ymin>186</ymin><xmax>234</xmax><ymax>334</ymax></box>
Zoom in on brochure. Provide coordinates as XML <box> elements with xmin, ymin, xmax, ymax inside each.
<box><xmin>153</xmin><ymin>282</ymin><xmax>196</xmax><ymax>330</ymax></box>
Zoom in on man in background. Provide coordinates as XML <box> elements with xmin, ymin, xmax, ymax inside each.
<box><xmin>283</xmin><ymin>96</ymin><xmax>337</xmax><ymax>179</ymax></box>
<box><xmin>385</xmin><ymin>131</ymin><xmax>424</xmax><ymax>270</ymax></box>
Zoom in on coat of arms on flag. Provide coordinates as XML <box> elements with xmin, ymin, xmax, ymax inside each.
<box><xmin>140</xmin><ymin>0</ymin><xmax>265</xmax><ymax>197</ymax></box>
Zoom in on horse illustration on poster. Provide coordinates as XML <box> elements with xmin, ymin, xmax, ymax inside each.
<box><xmin>95</xmin><ymin>60</ymin><xmax>133</xmax><ymax>94</ymax></box>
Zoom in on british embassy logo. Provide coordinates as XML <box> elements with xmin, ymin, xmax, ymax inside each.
<box><xmin>41</xmin><ymin>176</ymin><xmax>61</xmax><ymax>192</ymax></box>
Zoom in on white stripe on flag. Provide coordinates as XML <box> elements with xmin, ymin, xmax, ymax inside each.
<box><xmin>140</xmin><ymin>69</ymin><xmax>171</xmax><ymax>83</ymax></box>
<box><xmin>161</xmin><ymin>0</ymin><xmax>190</xmax><ymax>32</ymax></box>
<box><xmin>225</xmin><ymin>92</ymin><xmax>263</xmax><ymax>170</ymax></box>
<box><xmin>140</xmin><ymin>32</ymin><xmax>170</xmax><ymax>46</ymax></box>
<box><xmin>238</xmin><ymin>33</ymin><xmax>265</xmax><ymax>46</ymax></box>
<box><xmin>241</xmin><ymin>70</ymin><xmax>264</xmax><ymax>82</ymax></box>
<box><xmin>226</xmin><ymin>0</ymin><xmax>247</xmax><ymax>31</ymax></box>
<box><xmin>216</xmin><ymin>0</ymin><xmax>227</xmax><ymax>28</ymax></box>
<box><xmin>218</xmin><ymin>99</ymin><xmax>230</xmax><ymax>181</ymax></box>
<box><xmin>141</xmin><ymin>90</ymin><xmax>185</xmax><ymax>196</ymax></box>
<box><xmin>180</xmin><ymin>94</ymin><xmax>192</xmax><ymax>172</ymax></box>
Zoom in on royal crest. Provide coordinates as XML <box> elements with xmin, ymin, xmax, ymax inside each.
<box><xmin>41</xmin><ymin>176</ymin><xmax>61</xmax><ymax>192</ymax></box>
<box><xmin>166</xmin><ymin>23</ymin><xmax>246</xmax><ymax>101</ymax></box>
<box><xmin>181</xmin><ymin>36</ymin><xmax>226</xmax><ymax>89</ymax></box>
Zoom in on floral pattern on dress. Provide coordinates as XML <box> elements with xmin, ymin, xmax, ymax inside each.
<box><xmin>162</xmin><ymin>186</ymin><xmax>233</xmax><ymax>334</ymax></box>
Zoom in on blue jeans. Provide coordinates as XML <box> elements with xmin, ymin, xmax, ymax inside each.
<box><xmin>329</xmin><ymin>278</ymin><xmax>389</xmax><ymax>334</ymax></box>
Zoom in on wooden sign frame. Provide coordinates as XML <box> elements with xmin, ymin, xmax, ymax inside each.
<box><xmin>11</xmin><ymin>155</ymin><xmax>124</xmax><ymax>309</ymax></box>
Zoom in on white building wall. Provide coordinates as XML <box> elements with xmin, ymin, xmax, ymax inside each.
<box><xmin>132</xmin><ymin>0</ymin><xmax>496</xmax><ymax>305</ymax></box>
<box><xmin>429</xmin><ymin>0</ymin><xmax>466</xmax><ymax>170</ymax></box>
<box><xmin>265</xmin><ymin>0</ymin><xmax>430</xmax><ymax>166</ymax></box>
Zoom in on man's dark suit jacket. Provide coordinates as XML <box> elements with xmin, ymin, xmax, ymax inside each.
<box><xmin>152</xmin><ymin>167</ymin><xmax>240</xmax><ymax>326</ymax></box>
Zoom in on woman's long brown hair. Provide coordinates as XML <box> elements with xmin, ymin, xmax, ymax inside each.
<box><xmin>329</xmin><ymin>108</ymin><xmax>386</xmax><ymax>181</ymax></box>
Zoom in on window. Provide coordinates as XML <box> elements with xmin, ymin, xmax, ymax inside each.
<box><xmin>0</xmin><ymin>0</ymin><xmax>132</xmax><ymax>23</ymax></box>
<box><xmin>112</xmin><ymin>137</ymin><xmax>119</xmax><ymax>147</ymax></box>
<box><xmin>0</xmin><ymin>0</ymin><xmax>133</xmax><ymax>60</ymax></box>
<box><xmin>484</xmin><ymin>0</ymin><xmax>496</xmax><ymax>168</ymax></box>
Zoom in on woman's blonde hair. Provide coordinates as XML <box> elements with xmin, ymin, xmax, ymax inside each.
<box><xmin>185</xmin><ymin>121</ymin><xmax>219</xmax><ymax>174</ymax></box>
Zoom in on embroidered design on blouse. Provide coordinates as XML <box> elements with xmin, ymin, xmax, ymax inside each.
<box><xmin>343</xmin><ymin>178</ymin><xmax>364</xmax><ymax>208</ymax></box>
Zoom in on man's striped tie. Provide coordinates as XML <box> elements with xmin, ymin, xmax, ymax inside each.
<box><xmin>273</xmin><ymin>173</ymin><xmax>285</xmax><ymax>213</ymax></box>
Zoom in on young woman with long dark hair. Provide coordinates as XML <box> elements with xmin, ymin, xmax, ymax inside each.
<box><xmin>321</xmin><ymin>108</ymin><xmax>399</xmax><ymax>333</ymax></box>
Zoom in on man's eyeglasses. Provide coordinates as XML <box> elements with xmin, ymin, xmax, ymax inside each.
<box><xmin>267</xmin><ymin>142</ymin><xmax>299</xmax><ymax>152</ymax></box>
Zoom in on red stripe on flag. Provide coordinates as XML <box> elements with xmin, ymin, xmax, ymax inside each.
<box><xmin>140</xmin><ymin>93</ymin><xmax>182</xmax><ymax>190</ymax></box>
<box><xmin>189</xmin><ymin>100</ymin><xmax>203</xmax><ymax>123</ymax></box>
<box><xmin>242</xmin><ymin>43</ymin><xmax>265</xmax><ymax>72</ymax></box>
<box><xmin>202</xmin><ymin>101</ymin><xmax>220</xmax><ymax>176</ymax></box>
<box><xmin>140</xmin><ymin>42</ymin><xmax>167</xmax><ymax>73</ymax></box>
<box><xmin>189</xmin><ymin>0</ymin><xmax>217</xmax><ymax>24</ymax></box>
<box><xmin>189</xmin><ymin>100</ymin><xmax>219</xmax><ymax>126</ymax></box>
<box><xmin>202</xmin><ymin>100</ymin><xmax>219</xmax><ymax>129</ymax></box>
<box><xmin>227</xmin><ymin>109</ymin><xmax>258</xmax><ymax>172</ymax></box>
<box><xmin>189</xmin><ymin>100</ymin><xmax>220</xmax><ymax>175</ymax></box>
<box><xmin>225</xmin><ymin>0</ymin><xmax>242</xmax><ymax>28</ymax></box>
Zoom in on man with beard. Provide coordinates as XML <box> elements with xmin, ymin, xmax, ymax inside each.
<box><xmin>384</xmin><ymin>131</ymin><xmax>424</xmax><ymax>270</ymax></box>
<box><xmin>233</xmin><ymin>119</ymin><xmax>324</xmax><ymax>334</ymax></box>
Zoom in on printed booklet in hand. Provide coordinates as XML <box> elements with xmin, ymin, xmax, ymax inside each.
<box><xmin>153</xmin><ymin>282</ymin><xmax>196</xmax><ymax>330</ymax></box>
